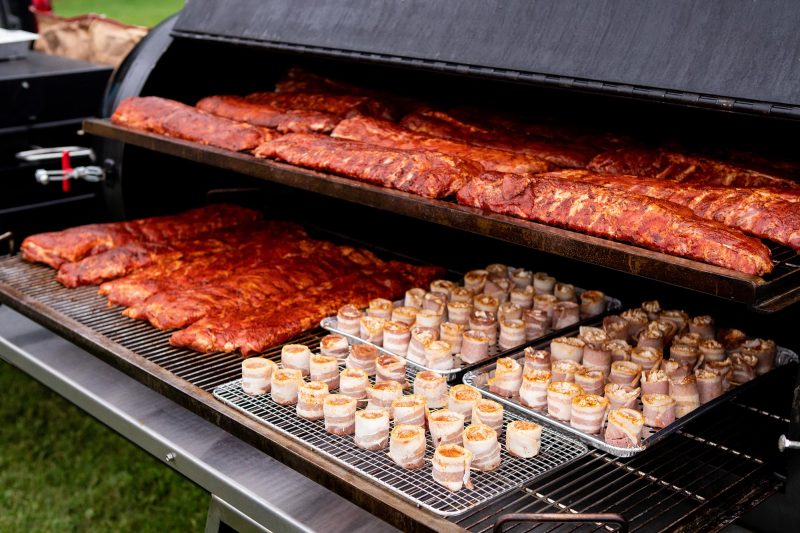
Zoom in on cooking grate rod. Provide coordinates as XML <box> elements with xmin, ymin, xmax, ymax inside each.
<box><xmin>508</xmin><ymin>416</ymin><xmax>736</xmax><ymax>523</ymax></box>
<box><xmin>624</xmin><ymin>418</ymin><xmax>771</xmax><ymax>532</ymax></box>
<box><xmin>731</xmin><ymin>402</ymin><xmax>791</xmax><ymax>424</ymax></box>
<box><xmin>174</xmin><ymin>354</ymin><xmax>244</xmax><ymax>380</ymax></box>
<box><xmin>458</xmin><ymin>453</ymin><xmax>620</xmax><ymax>533</ymax></box>
<box><xmin>457</xmin><ymin>396</ymin><xmax>784</xmax><ymax>533</ymax></box>
<box><xmin>575</xmin><ymin>408</ymin><xmax>776</xmax><ymax>533</ymax></box>
<box><xmin>157</xmin><ymin>350</ymin><xmax>231</xmax><ymax>369</ymax></box>
<box><xmin>566</xmin><ymin>410</ymin><xmax>770</xmax><ymax>532</ymax></box>
<box><xmin>118</xmin><ymin>331</ymin><xmax>176</xmax><ymax>352</ymax></box>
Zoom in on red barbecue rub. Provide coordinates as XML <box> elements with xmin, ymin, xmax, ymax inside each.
<box><xmin>400</xmin><ymin>109</ymin><xmax>599</xmax><ymax>168</ymax></box>
<box><xmin>246</xmin><ymin>91</ymin><xmax>398</xmax><ymax>121</ymax></box>
<box><xmin>456</xmin><ymin>172</ymin><xmax>773</xmax><ymax>276</ymax></box>
<box><xmin>332</xmin><ymin>115</ymin><xmax>552</xmax><ymax>175</ymax></box>
<box><xmin>112</xmin><ymin>96</ymin><xmax>277</xmax><ymax>152</ymax></box>
<box><xmin>196</xmin><ymin>95</ymin><xmax>340</xmax><ymax>133</ymax></box>
<box><xmin>21</xmin><ymin>204</ymin><xmax>262</xmax><ymax>269</ymax></box>
<box><xmin>588</xmin><ymin>147</ymin><xmax>800</xmax><ymax>191</ymax></box>
<box><xmin>254</xmin><ymin>133</ymin><xmax>482</xmax><ymax>199</ymax></box>
<box><xmin>547</xmin><ymin>170</ymin><xmax>800</xmax><ymax>250</ymax></box>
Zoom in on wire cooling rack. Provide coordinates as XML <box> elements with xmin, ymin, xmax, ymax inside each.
<box><xmin>214</xmin><ymin>379</ymin><xmax>588</xmax><ymax>516</ymax></box>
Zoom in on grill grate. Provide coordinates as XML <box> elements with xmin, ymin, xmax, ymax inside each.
<box><xmin>0</xmin><ymin>255</ymin><xmax>791</xmax><ymax>531</ymax></box>
<box><xmin>449</xmin><ymin>383</ymin><xmax>791</xmax><ymax>532</ymax></box>
<box><xmin>0</xmin><ymin>257</ymin><xmax>324</xmax><ymax>391</ymax></box>
<box><xmin>214</xmin><ymin>379</ymin><xmax>587</xmax><ymax>516</ymax></box>
<box><xmin>768</xmin><ymin>240</ymin><xmax>800</xmax><ymax>273</ymax></box>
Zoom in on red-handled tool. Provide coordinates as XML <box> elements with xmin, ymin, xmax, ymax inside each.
<box><xmin>21</xmin><ymin>146</ymin><xmax>105</xmax><ymax>188</ymax></box>
<box><xmin>61</xmin><ymin>150</ymin><xmax>73</xmax><ymax>193</ymax></box>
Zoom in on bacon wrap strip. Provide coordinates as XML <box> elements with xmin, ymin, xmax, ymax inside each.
<box><xmin>489</xmin><ymin>357</ymin><xmax>523</xmax><ymax>398</ymax></box>
<box><xmin>254</xmin><ymin>133</ymin><xmax>482</xmax><ymax>199</ymax></box>
<box><xmin>354</xmin><ymin>409</ymin><xmax>390</xmax><ymax>451</ymax></box>
<box><xmin>604</xmin><ymin>408</ymin><xmax>645</xmax><ymax>448</ymax></box>
<box><xmin>550</xmin><ymin>169</ymin><xmax>800</xmax><ymax>250</ymax></box>
<box><xmin>400</xmin><ymin>109</ymin><xmax>599</xmax><ymax>168</ymax></box>
<box><xmin>389</xmin><ymin>425</ymin><xmax>427</xmax><ymax>469</ymax></box>
<box><xmin>323</xmin><ymin>394</ymin><xmax>358</xmax><ymax>436</ymax></box>
<box><xmin>111</xmin><ymin>96</ymin><xmax>277</xmax><ymax>152</ymax></box>
<box><xmin>456</xmin><ymin>173</ymin><xmax>773</xmax><ymax>276</ymax></box>
<box><xmin>506</xmin><ymin>420</ymin><xmax>542</xmax><ymax>458</ymax></box>
<box><xmin>320</xmin><ymin>334</ymin><xmax>349</xmax><ymax>359</ymax></box>
<box><xmin>241</xmin><ymin>357</ymin><xmax>277</xmax><ymax>396</ymax></box>
<box><xmin>331</xmin><ymin>116</ymin><xmax>552</xmax><ymax>175</ymax></box>
<box><xmin>310</xmin><ymin>354</ymin><xmax>340</xmax><ymax>390</ymax></box>
<box><xmin>588</xmin><ymin>147</ymin><xmax>800</xmax><ymax>192</ymax></box>
<box><xmin>391</xmin><ymin>395</ymin><xmax>427</xmax><ymax>427</ymax></box>
<box><xmin>296</xmin><ymin>381</ymin><xmax>329</xmax><ymax>420</ymax></box>
<box><xmin>22</xmin><ymin>204</ymin><xmax>263</xmax><ymax>270</ymax></box>
<box><xmin>463</xmin><ymin>424</ymin><xmax>501</xmax><ymax>471</ymax></box>
<box><xmin>339</xmin><ymin>368</ymin><xmax>369</xmax><ymax>399</ymax></box>
<box><xmin>413</xmin><ymin>370</ymin><xmax>448</xmax><ymax>409</ymax></box>
<box><xmin>429</xmin><ymin>410</ymin><xmax>466</xmax><ymax>446</ymax></box>
<box><xmin>432</xmin><ymin>444</ymin><xmax>474</xmax><ymax>492</ymax></box>
<box><xmin>196</xmin><ymin>95</ymin><xmax>340</xmax><ymax>134</ymax></box>
<box><xmin>471</xmin><ymin>399</ymin><xmax>504</xmax><ymax>433</ymax></box>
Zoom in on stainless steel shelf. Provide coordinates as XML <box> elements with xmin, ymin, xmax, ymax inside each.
<box><xmin>0</xmin><ymin>306</ymin><xmax>394</xmax><ymax>533</ymax></box>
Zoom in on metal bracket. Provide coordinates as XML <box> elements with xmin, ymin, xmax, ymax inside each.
<box><xmin>35</xmin><ymin>166</ymin><xmax>105</xmax><ymax>185</ymax></box>
<box><xmin>19</xmin><ymin>147</ymin><xmax>105</xmax><ymax>190</ymax></box>
<box><xmin>493</xmin><ymin>512</ymin><xmax>628</xmax><ymax>532</ymax></box>
<box><xmin>15</xmin><ymin>146</ymin><xmax>95</xmax><ymax>163</ymax></box>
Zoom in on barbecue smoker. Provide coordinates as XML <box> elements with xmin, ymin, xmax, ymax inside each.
<box><xmin>2</xmin><ymin>1</ymin><xmax>800</xmax><ymax>531</ymax></box>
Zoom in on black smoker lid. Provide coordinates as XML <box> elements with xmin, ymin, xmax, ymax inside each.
<box><xmin>172</xmin><ymin>0</ymin><xmax>800</xmax><ymax>119</ymax></box>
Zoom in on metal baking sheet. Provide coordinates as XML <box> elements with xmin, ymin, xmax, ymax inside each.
<box><xmin>463</xmin><ymin>339</ymin><xmax>798</xmax><ymax>458</ymax></box>
<box><xmin>321</xmin><ymin>292</ymin><xmax>622</xmax><ymax>379</ymax></box>
<box><xmin>213</xmin><ymin>377</ymin><xmax>588</xmax><ymax>517</ymax></box>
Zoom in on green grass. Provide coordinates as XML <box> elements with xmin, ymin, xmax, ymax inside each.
<box><xmin>54</xmin><ymin>0</ymin><xmax>185</xmax><ymax>27</ymax></box>
<box><xmin>0</xmin><ymin>360</ymin><xmax>208</xmax><ymax>532</ymax></box>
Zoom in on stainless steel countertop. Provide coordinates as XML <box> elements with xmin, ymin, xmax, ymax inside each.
<box><xmin>0</xmin><ymin>305</ymin><xmax>398</xmax><ymax>533</ymax></box>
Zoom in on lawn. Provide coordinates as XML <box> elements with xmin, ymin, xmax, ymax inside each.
<box><xmin>7</xmin><ymin>1</ymin><xmax>214</xmax><ymax>530</ymax></box>
<box><xmin>0</xmin><ymin>360</ymin><xmax>208</xmax><ymax>532</ymax></box>
<box><xmin>54</xmin><ymin>0</ymin><xmax>185</xmax><ymax>27</ymax></box>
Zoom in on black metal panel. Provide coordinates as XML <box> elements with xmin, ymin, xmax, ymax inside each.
<box><xmin>173</xmin><ymin>0</ymin><xmax>800</xmax><ymax>115</ymax></box>
<box><xmin>0</xmin><ymin>53</ymin><xmax>110</xmax><ymax>239</ymax></box>
<box><xmin>0</xmin><ymin>51</ymin><xmax>111</xmax><ymax>130</ymax></box>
